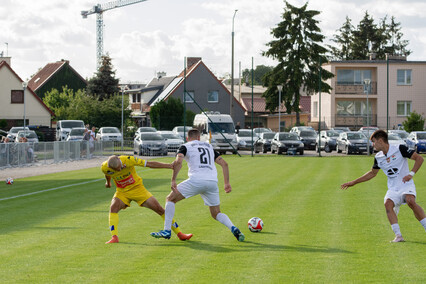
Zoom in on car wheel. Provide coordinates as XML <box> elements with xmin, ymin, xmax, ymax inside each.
<box><xmin>325</xmin><ymin>143</ymin><xmax>331</xmax><ymax>153</ymax></box>
<box><xmin>277</xmin><ymin>149</ymin><xmax>282</xmax><ymax>155</ymax></box>
<box><xmin>299</xmin><ymin>150</ymin><xmax>304</xmax><ymax>155</ymax></box>
<box><xmin>263</xmin><ymin>146</ymin><xmax>267</xmax><ymax>154</ymax></box>
<box><xmin>337</xmin><ymin>145</ymin><xmax>342</xmax><ymax>153</ymax></box>
<box><xmin>254</xmin><ymin>147</ymin><xmax>259</xmax><ymax>153</ymax></box>
<box><xmin>271</xmin><ymin>147</ymin><xmax>276</xmax><ymax>154</ymax></box>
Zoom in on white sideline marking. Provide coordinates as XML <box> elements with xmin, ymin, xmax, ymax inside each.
<box><xmin>0</xmin><ymin>179</ymin><xmax>104</xmax><ymax>202</ymax></box>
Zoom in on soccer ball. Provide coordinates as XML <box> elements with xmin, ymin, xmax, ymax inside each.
<box><xmin>248</xmin><ymin>217</ymin><xmax>263</xmax><ymax>232</ymax></box>
<box><xmin>5</xmin><ymin>177</ymin><xmax>13</xmax><ymax>185</ymax></box>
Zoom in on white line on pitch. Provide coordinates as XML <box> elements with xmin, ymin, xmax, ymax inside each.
<box><xmin>0</xmin><ymin>179</ymin><xmax>104</xmax><ymax>202</ymax></box>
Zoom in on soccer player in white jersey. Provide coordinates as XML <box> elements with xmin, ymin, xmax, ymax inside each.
<box><xmin>151</xmin><ymin>128</ymin><xmax>245</xmax><ymax>242</ymax></box>
<box><xmin>341</xmin><ymin>130</ymin><xmax>426</xmax><ymax>242</ymax></box>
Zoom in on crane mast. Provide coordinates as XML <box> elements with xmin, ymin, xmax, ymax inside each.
<box><xmin>81</xmin><ymin>0</ymin><xmax>147</xmax><ymax>69</ymax></box>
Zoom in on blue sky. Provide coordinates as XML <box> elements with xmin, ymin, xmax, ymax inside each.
<box><xmin>1</xmin><ymin>0</ymin><xmax>425</xmax><ymax>83</ymax></box>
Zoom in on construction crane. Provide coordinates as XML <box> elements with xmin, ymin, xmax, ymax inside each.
<box><xmin>81</xmin><ymin>0</ymin><xmax>147</xmax><ymax>68</ymax></box>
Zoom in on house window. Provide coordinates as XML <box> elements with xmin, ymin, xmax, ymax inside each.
<box><xmin>208</xmin><ymin>91</ymin><xmax>219</xmax><ymax>103</ymax></box>
<box><xmin>397</xmin><ymin>69</ymin><xmax>412</xmax><ymax>85</ymax></box>
<box><xmin>185</xmin><ymin>91</ymin><xmax>194</xmax><ymax>103</ymax></box>
<box><xmin>11</xmin><ymin>90</ymin><xmax>24</xmax><ymax>103</ymax></box>
<box><xmin>397</xmin><ymin>101</ymin><xmax>411</xmax><ymax>116</ymax></box>
<box><xmin>313</xmin><ymin>101</ymin><xmax>318</xmax><ymax>117</ymax></box>
<box><xmin>337</xmin><ymin>69</ymin><xmax>371</xmax><ymax>85</ymax></box>
<box><xmin>132</xmin><ymin>93</ymin><xmax>141</xmax><ymax>103</ymax></box>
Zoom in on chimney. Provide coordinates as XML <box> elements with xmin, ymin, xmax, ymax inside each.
<box><xmin>0</xmin><ymin>56</ymin><xmax>11</xmax><ymax>66</ymax></box>
<box><xmin>186</xmin><ymin>57</ymin><xmax>201</xmax><ymax>69</ymax></box>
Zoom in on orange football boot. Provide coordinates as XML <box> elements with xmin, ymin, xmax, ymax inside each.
<box><xmin>106</xmin><ymin>235</ymin><xmax>119</xmax><ymax>244</ymax></box>
<box><xmin>177</xmin><ymin>232</ymin><xmax>193</xmax><ymax>241</ymax></box>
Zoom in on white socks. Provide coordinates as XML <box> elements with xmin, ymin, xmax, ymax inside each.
<box><xmin>420</xmin><ymin>218</ymin><xmax>426</xmax><ymax>231</ymax></box>
<box><xmin>216</xmin><ymin>213</ymin><xmax>234</xmax><ymax>230</ymax></box>
<box><xmin>164</xmin><ymin>201</ymin><xmax>175</xmax><ymax>231</ymax></box>
<box><xmin>391</xmin><ymin>223</ymin><xmax>402</xmax><ymax>236</ymax></box>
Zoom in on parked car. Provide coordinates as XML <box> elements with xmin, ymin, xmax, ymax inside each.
<box><xmin>135</xmin><ymin>127</ymin><xmax>157</xmax><ymax>137</ymax></box>
<box><xmin>387</xmin><ymin>133</ymin><xmax>406</xmax><ymax>147</ymax></box>
<box><xmin>331</xmin><ymin>127</ymin><xmax>351</xmax><ymax>133</ymax></box>
<box><xmin>7</xmin><ymin>127</ymin><xmax>29</xmax><ymax>142</ymax></box>
<box><xmin>337</xmin><ymin>131</ymin><xmax>372</xmax><ymax>155</ymax></box>
<box><xmin>271</xmin><ymin>132</ymin><xmax>304</xmax><ymax>155</ymax></box>
<box><xmin>15</xmin><ymin>130</ymin><xmax>39</xmax><ymax>143</ymax></box>
<box><xmin>253</xmin><ymin>128</ymin><xmax>272</xmax><ymax>136</ymax></box>
<box><xmin>316</xmin><ymin>130</ymin><xmax>340</xmax><ymax>152</ymax></box>
<box><xmin>406</xmin><ymin>131</ymin><xmax>426</xmax><ymax>153</ymax></box>
<box><xmin>236</xmin><ymin>129</ymin><xmax>257</xmax><ymax>150</ymax></box>
<box><xmin>96</xmin><ymin>127</ymin><xmax>123</xmax><ymax>142</ymax></box>
<box><xmin>172</xmin><ymin>126</ymin><xmax>190</xmax><ymax>140</ymax></box>
<box><xmin>158</xmin><ymin>131</ymin><xmax>184</xmax><ymax>152</ymax></box>
<box><xmin>56</xmin><ymin>120</ymin><xmax>85</xmax><ymax>141</ymax></box>
<box><xmin>254</xmin><ymin>132</ymin><xmax>276</xmax><ymax>153</ymax></box>
<box><xmin>359</xmin><ymin>126</ymin><xmax>379</xmax><ymax>139</ymax></box>
<box><xmin>297</xmin><ymin>129</ymin><xmax>317</xmax><ymax>150</ymax></box>
<box><xmin>388</xmin><ymin>130</ymin><xmax>409</xmax><ymax>142</ymax></box>
<box><xmin>133</xmin><ymin>132</ymin><xmax>167</xmax><ymax>156</ymax></box>
<box><xmin>66</xmin><ymin>127</ymin><xmax>86</xmax><ymax>141</ymax></box>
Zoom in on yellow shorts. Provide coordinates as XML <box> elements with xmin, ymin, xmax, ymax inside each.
<box><xmin>114</xmin><ymin>185</ymin><xmax>153</xmax><ymax>207</ymax></box>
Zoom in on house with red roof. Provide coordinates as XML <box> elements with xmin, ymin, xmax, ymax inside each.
<box><xmin>28</xmin><ymin>59</ymin><xmax>86</xmax><ymax>99</ymax></box>
<box><xmin>0</xmin><ymin>57</ymin><xmax>55</xmax><ymax>128</ymax></box>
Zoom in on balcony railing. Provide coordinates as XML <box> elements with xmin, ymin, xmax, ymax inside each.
<box><xmin>335</xmin><ymin>82</ymin><xmax>377</xmax><ymax>95</ymax></box>
<box><xmin>335</xmin><ymin>114</ymin><xmax>377</xmax><ymax>128</ymax></box>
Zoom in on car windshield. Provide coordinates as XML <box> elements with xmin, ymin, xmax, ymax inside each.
<box><xmin>103</xmin><ymin>128</ymin><xmax>119</xmax><ymax>133</ymax></box>
<box><xmin>10</xmin><ymin>127</ymin><xmax>28</xmax><ymax>133</ymax></box>
<box><xmin>208</xmin><ymin>122</ymin><xmax>235</xmax><ymax>134</ymax></box>
<box><xmin>263</xmin><ymin>133</ymin><xmax>276</xmax><ymax>139</ymax></box>
<box><xmin>62</xmin><ymin>121</ymin><xmax>84</xmax><ymax>128</ymax></box>
<box><xmin>326</xmin><ymin>131</ymin><xmax>340</xmax><ymax>137</ymax></box>
<box><xmin>238</xmin><ymin>130</ymin><xmax>252</xmax><ymax>137</ymax></box>
<box><xmin>418</xmin><ymin>133</ymin><xmax>426</xmax><ymax>139</ymax></box>
<box><xmin>300</xmin><ymin>130</ymin><xmax>317</xmax><ymax>137</ymax></box>
<box><xmin>140</xmin><ymin>133</ymin><xmax>164</xmax><ymax>140</ymax></box>
<box><xmin>388</xmin><ymin>134</ymin><xmax>402</xmax><ymax>141</ymax></box>
<box><xmin>177</xmin><ymin>127</ymin><xmax>189</xmax><ymax>132</ymax></box>
<box><xmin>161</xmin><ymin>133</ymin><xmax>181</xmax><ymax>139</ymax></box>
<box><xmin>347</xmin><ymin>133</ymin><xmax>365</xmax><ymax>139</ymax></box>
<box><xmin>254</xmin><ymin>128</ymin><xmax>271</xmax><ymax>133</ymax></box>
<box><xmin>396</xmin><ymin>132</ymin><xmax>409</xmax><ymax>139</ymax></box>
<box><xmin>138</xmin><ymin>127</ymin><xmax>157</xmax><ymax>132</ymax></box>
<box><xmin>279</xmin><ymin>133</ymin><xmax>298</xmax><ymax>141</ymax></box>
<box><xmin>70</xmin><ymin>129</ymin><xmax>85</xmax><ymax>135</ymax></box>
<box><xmin>18</xmin><ymin>131</ymin><xmax>37</xmax><ymax>138</ymax></box>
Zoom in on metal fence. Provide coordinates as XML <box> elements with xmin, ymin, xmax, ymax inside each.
<box><xmin>0</xmin><ymin>140</ymin><xmax>134</xmax><ymax>169</ymax></box>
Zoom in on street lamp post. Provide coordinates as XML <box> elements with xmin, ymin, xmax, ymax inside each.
<box><xmin>22</xmin><ymin>81</ymin><xmax>27</xmax><ymax>129</ymax></box>
<box><xmin>364</xmin><ymin>79</ymin><xmax>371</xmax><ymax>155</ymax></box>
<box><xmin>120</xmin><ymin>85</ymin><xmax>125</xmax><ymax>151</ymax></box>
<box><xmin>277</xmin><ymin>85</ymin><xmax>283</xmax><ymax>132</ymax></box>
<box><xmin>230</xmin><ymin>9</ymin><xmax>238</xmax><ymax>118</ymax></box>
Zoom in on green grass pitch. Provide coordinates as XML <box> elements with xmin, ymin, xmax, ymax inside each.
<box><xmin>1</xmin><ymin>156</ymin><xmax>425</xmax><ymax>283</ymax></box>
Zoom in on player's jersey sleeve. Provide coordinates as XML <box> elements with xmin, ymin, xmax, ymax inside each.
<box><xmin>101</xmin><ymin>161</ymin><xmax>111</xmax><ymax>175</ymax></box>
<box><xmin>123</xmin><ymin>156</ymin><xmax>146</xmax><ymax>167</ymax></box>
<box><xmin>177</xmin><ymin>145</ymin><xmax>187</xmax><ymax>156</ymax></box>
<box><xmin>213</xmin><ymin>150</ymin><xmax>220</xmax><ymax>160</ymax></box>
<box><xmin>399</xmin><ymin>144</ymin><xmax>414</xmax><ymax>159</ymax></box>
<box><xmin>372</xmin><ymin>158</ymin><xmax>380</xmax><ymax>169</ymax></box>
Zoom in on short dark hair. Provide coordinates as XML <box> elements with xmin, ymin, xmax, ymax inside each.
<box><xmin>187</xmin><ymin>128</ymin><xmax>200</xmax><ymax>138</ymax></box>
<box><xmin>371</xmin><ymin>129</ymin><xmax>388</xmax><ymax>143</ymax></box>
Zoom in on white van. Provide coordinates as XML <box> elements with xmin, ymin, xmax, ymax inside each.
<box><xmin>56</xmin><ymin>120</ymin><xmax>85</xmax><ymax>141</ymax></box>
<box><xmin>193</xmin><ymin>112</ymin><xmax>238</xmax><ymax>154</ymax></box>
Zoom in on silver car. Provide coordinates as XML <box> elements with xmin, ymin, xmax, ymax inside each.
<box><xmin>66</xmin><ymin>127</ymin><xmax>86</xmax><ymax>141</ymax></box>
<box><xmin>158</xmin><ymin>131</ymin><xmax>184</xmax><ymax>152</ymax></box>
<box><xmin>7</xmin><ymin>127</ymin><xmax>30</xmax><ymax>142</ymax></box>
<box><xmin>96</xmin><ymin>127</ymin><xmax>123</xmax><ymax>142</ymax></box>
<box><xmin>15</xmin><ymin>130</ymin><xmax>39</xmax><ymax>143</ymax></box>
<box><xmin>133</xmin><ymin>133</ymin><xmax>167</xmax><ymax>156</ymax></box>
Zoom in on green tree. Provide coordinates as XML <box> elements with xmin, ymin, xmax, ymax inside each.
<box><xmin>86</xmin><ymin>55</ymin><xmax>120</xmax><ymax>100</ymax></box>
<box><xmin>402</xmin><ymin>111</ymin><xmax>425</xmax><ymax>132</ymax></box>
<box><xmin>43</xmin><ymin>87</ymin><xmax>74</xmax><ymax>120</ymax></box>
<box><xmin>351</xmin><ymin>11</ymin><xmax>381</xmax><ymax>59</ymax></box>
<box><xmin>150</xmin><ymin>97</ymin><xmax>195</xmax><ymax>130</ymax></box>
<box><xmin>329</xmin><ymin>16</ymin><xmax>354</xmax><ymax>60</ymax></box>
<box><xmin>242</xmin><ymin>65</ymin><xmax>273</xmax><ymax>85</ymax></box>
<box><xmin>262</xmin><ymin>1</ymin><xmax>333</xmax><ymax>125</ymax></box>
<box><xmin>385</xmin><ymin>16</ymin><xmax>411</xmax><ymax>56</ymax></box>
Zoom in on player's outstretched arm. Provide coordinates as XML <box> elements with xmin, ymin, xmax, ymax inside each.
<box><xmin>146</xmin><ymin>160</ymin><xmax>173</xmax><ymax>169</ymax></box>
<box><xmin>340</xmin><ymin>168</ymin><xmax>379</xmax><ymax>190</ymax></box>
<box><xmin>215</xmin><ymin>156</ymin><xmax>231</xmax><ymax>193</ymax></box>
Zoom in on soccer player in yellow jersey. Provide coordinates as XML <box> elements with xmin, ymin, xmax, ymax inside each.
<box><xmin>101</xmin><ymin>155</ymin><xmax>192</xmax><ymax>243</ymax></box>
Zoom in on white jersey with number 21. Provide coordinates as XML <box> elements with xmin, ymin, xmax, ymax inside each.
<box><xmin>178</xmin><ymin>140</ymin><xmax>219</xmax><ymax>182</ymax></box>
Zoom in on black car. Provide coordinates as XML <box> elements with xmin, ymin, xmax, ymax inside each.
<box><xmin>336</xmin><ymin>131</ymin><xmax>373</xmax><ymax>155</ymax></box>
<box><xmin>254</xmin><ymin>132</ymin><xmax>276</xmax><ymax>153</ymax></box>
<box><xmin>271</xmin><ymin>132</ymin><xmax>304</xmax><ymax>155</ymax></box>
<box><xmin>298</xmin><ymin>129</ymin><xmax>317</xmax><ymax>150</ymax></box>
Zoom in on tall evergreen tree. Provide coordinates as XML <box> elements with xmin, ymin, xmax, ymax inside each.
<box><xmin>387</xmin><ymin>16</ymin><xmax>411</xmax><ymax>56</ymax></box>
<box><xmin>329</xmin><ymin>16</ymin><xmax>354</xmax><ymax>60</ymax></box>
<box><xmin>242</xmin><ymin>65</ymin><xmax>273</xmax><ymax>85</ymax></box>
<box><xmin>351</xmin><ymin>11</ymin><xmax>381</xmax><ymax>59</ymax></box>
<box><xmin>262</xmin><ymin>1</ymin><xmax>333</xmax><ymax>125</ymax></box>
<box><xmin>86</xmin><ymin>55</ymin><xmax>120</xmax><ymax>100</ymax></box>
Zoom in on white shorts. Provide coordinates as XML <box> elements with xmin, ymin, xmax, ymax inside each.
<box><xmin>177</xmin><ymin>179</ymin><xmax>220</xmax><ymax>206</ymax></box>
<box><xmin>384</xmin><ymin>185</ymin><xmax>417</xmax><ymax>206</ymax></box>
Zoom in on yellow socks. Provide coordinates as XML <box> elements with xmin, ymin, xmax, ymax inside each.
<box><xmin>109</xmin><ymin>213</ymin><xmax>119</xmax><ymax>236</ymax></box>
<box><xmin>161</xmin><ymin>214</ymin><xmax>181</xmax><ymax>234</ymax></box>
